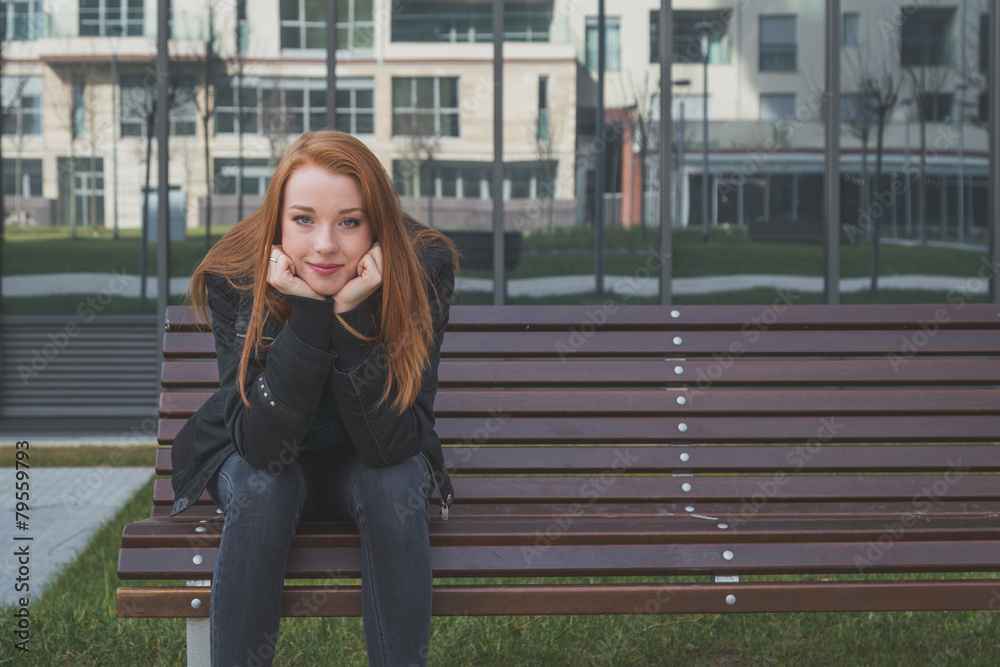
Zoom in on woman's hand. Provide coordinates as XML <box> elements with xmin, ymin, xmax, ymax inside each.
<box><xmin>267</xmin><ymin>245</ymin><xmax>325</xmax><ymax>300</ymax></box>
<box><xmin>333</xmin><ymin>241</ymin><xmax>383</xmax><ymax>313</ymax></box>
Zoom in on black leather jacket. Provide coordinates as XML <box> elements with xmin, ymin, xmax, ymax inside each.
<box><xmin>169</xmin><ymin>235</ymin><xmax>456</xmax><ymax>519</ymax></box>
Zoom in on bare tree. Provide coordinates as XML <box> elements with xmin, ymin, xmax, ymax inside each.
<box><xmin>844</xmin><ymin>24</ymin><xmax>904</xmax><ymax>291</ymax></box>
<box><xmin>396</xmin><ymin>112</ymin><xmax>440</xmax><ymax>226</ymax></box>
<box><xmin>621</xmin><ymin>73</ymin><xmax>655</xmax><ymax>242</ymax></box>
<box><xmin>122</xmin><ymin>62</ymin><xmax>197</xmax><ymax>304</ymax></box>
<box><xmin>529</xmin><ymin>106</ymin><xmax>560</xmax><ymax>231</ymax></box>
<box><xmin>899</xmin><ymin>3</ymin><xmax>954</xmax><ymax>245</ymax></box>
<box><xmin>261</xmin><ymin>83</ymin><xmax>293</xmax><ymax>169</ymax></box>
<box><xmin>198</xmin><ymin>0</ymin><xmax>228</xmax><ymax>251</ymax></box>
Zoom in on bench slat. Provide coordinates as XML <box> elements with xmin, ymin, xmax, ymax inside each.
<box><xmin>164</xmin><ymin>329</ymin><xmax>1000</xmax><ymax>358</ymax></box>
<box><xmin>154</xmin><ymin>444</ymin><xmax>1000</xmax><ymax>476</ymax></box>
<box><xmin>159</xmin><ymin>388</ymin><xmax>1000</xmax><ymax>419</ymax></box>
<box><xmin>150</xmin><ymin>499</ymin><xmax>1000</xmax><ymax>520</ymax></box>
<box><xmin>150</xmin><ymin>473</ymin><xmax>999</xmax><ymax>506</ymax></box>
<box><xmin>165</xmin><ymin>303</ymin><xmax>1000</xmax><ymax>333</ymax></box>
<box><xmin>120</xmin><ymin>515</ymin><xmax>1000</xmax><ymax>549</ymax></box>
<box><xmin>163</xmin><ymin>358</ymin><xmax>1000</xmax><ymax>388</ymax></box>
<box><xmin>157</xmin><ymin>414</ymin><xmax>1000</xmax><ymax>445</ymax></box>
<box><xmin>117</xmin><ymin>540</ymin><xmax>1000</xmax><ymax>580</ymax></box>
<box><xmin>118</xmin><ymin>579</ymin><xmax>1000</xmax><ymax>618</ymax></box>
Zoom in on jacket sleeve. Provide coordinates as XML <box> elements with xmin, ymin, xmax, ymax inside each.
<box><xmin>207</xmin><ymin>273</ymin><xmax>337</xmax><ymax>470</ymax></box>
<box><xmin>327</xmin><ymin>247</ymin><xmax>455</xmax><ymax>468</ymax></box>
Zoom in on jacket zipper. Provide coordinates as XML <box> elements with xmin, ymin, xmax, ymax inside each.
<box><xmin>419</xmin><ymin>451</ymin><xmax>451</xmax><ymax>521</ymax></box>
<box><xmin>236</xmin><ymin>332</ymin><xmax>276</xmax><ymax>342</ymax></box>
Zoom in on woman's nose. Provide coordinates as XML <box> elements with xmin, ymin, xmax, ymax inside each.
<box><xmin>315</xmin><ymin>227</ymin><xmax>339</xmax><ymax>254</ymax></box>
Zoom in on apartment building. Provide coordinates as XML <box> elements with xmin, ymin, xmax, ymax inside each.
<box><xmin>569</xmin><ymin>0</ymin><xmax>991</xmax><ymax>241</ymax></box>
<box><xmin>1</xmin><ymin>0</ymin><xmax>577</xmax><ymax>233</ymax></box>
<box><xmin>1</xmin><ymin>0</ymin><xmax>992</xmax><ymax>241</ymax></box>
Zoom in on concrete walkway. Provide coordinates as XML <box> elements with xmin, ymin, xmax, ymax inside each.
<box><xmin>3</xmin><ymin>271</ymin><xmax>989</xmax><ymax>299</ymax></box>
<box><xmin>1</xmin><ymin>466</ymin><xmax>153</xmax><ymax>606</ymax></box>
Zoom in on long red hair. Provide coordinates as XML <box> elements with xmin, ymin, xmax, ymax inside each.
<box><xmin>189</xmin><ymin>130</ymin><xmax>458</xmax><ymax>414</ymax></box>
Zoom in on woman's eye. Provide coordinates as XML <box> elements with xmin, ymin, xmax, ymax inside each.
<box><xmin>293</xmin><ymin>215</ymin><xmax>312</xmax><ymax>225</ymax></box>
<box><xmin>342</xmin><ymin>218</ymin><xmax>360</xmax><ymax>228</ymax></box>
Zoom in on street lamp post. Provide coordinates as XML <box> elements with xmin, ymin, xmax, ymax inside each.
<box><xmin>695</xmin><ymin>21</ymin><xmax>712</xmax><ymax>243</ymax></box>
<box><xmin>109</xmin><ymin>24</ymin><xmax>123</xmax><ymax>240</ymax></box>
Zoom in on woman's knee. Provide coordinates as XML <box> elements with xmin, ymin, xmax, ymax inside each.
<box><xmin>351</xmin><ymin>457</ymin><xmax>431</xmax><ymax>530</ymax></box>
<box><xmin>215</xmin><ymin>454</ymin><xmax>306</xmax><ymax>521</ymax></box>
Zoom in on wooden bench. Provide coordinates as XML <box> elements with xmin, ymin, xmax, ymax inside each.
<box><xmin>118</xmin><ymin>301</ymin><xmax>1000</xmax><ymax>664</ymax></box>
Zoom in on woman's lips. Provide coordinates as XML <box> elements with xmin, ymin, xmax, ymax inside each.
<box><xmin>307</xmin><ymin>263</ymin><xmax>343</xmax><ymax>276</ymax></box>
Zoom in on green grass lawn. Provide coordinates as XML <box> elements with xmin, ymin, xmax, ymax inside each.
<box><xmin>2</xmin><ymin>448</ymin><xmax>998</xmax><ymax>665</ymax></box>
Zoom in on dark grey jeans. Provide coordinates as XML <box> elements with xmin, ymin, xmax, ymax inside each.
<box><xmin>206</xmin><ymin>447</ymin><xmax>433</xmax><ymax>667</ymax></box>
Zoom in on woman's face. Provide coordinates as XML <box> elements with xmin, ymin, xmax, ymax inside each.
<box><xmin>278</xmin><ymin>163</ymin><xmax>374</xmax><ymax>298</ymax></box>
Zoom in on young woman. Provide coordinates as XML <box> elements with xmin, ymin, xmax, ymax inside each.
<box><xmin>169</xmin><ymin>130</ymin><xmax>458</xmax><ymax>666</ymax></box>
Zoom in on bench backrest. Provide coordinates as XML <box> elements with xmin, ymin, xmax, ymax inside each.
<box><xmin>155</xmin><ymin>303</ymin><xmax>1000</xmax><ymax>514</ymax></box>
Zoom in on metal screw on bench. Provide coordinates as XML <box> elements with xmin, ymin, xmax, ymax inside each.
<box><xmin>718</xmin><ymin>523</ymin><xmax>729</xmax><ymax>529</ymax></box>
<box><xmin>191</xmin><ymin>599</ymin><xmax>202</xmax><ymax>610</ymax></box>
<box><xmin>726</xmin><ymin>595</ymin><xmax>736</xmax><ymax>606</ymax></box>
<box><xmin>674</xmin><ymin>366</ymin><xmax>684</xmax><ymax>375</ymax></box>
<box><xmin>680</xmin><ymin>452</ymin><xmax>690</xmax><ymax>462</ymax></box>
<box><xmin>193</xmin><ymin>555</ymin><xmax>204</xmax><ymax>565</ymax></box>
<box><xmin>723</xmin><ymin>550</ymin><xmax>734</xmax><ymax>560</ymax></box>
<box><xmin>673</xmin><ymin>336</ymin><xmax>683</xmax><ymax>345</ymax></box>
<box><xmin>671</xmin><ymin>310</ymin><xmax>680</xmax><ymax>318</ymax></box>
<box><xmin>677</xmin><ymin>396</ymin><xmax>686</xmax><ymax>405</ymax></box>
<box><xmin>195</xmin><ymin>526</ymin><xmax>207</xmax><ymax>533</ymax></box>
<box><xmin>678</xmin><ymin>423</ymin><xmax>688</xmax><ymax>432</ymax></box>
<box><xmin>681</xmin><ymin>483</ymin><xmax>692</xmax><ymax>492</ymax></box>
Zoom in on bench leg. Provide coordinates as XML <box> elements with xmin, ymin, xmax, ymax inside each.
<box><xmin>187</xmin><ymin>618</ymin><xmax>210</xmax><ymax>667</ymax></box>
<box><xmin>186</xmin><ymin>580</ymin><xmax>211</xmax><ymax>667</ymax></box>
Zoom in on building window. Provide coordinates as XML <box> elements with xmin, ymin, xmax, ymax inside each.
<box><xmin>335</xmin><ymin>77</ymin><xmax>374</xmax><ymax>135</ymax></box>
<box><xmin>508</xmin><ymin>161</ymin><xmax>556</xmax><ymax>200</ymax></box>
<box><xmin>391</xmin><ymin>1</ymin><xmax>550</xmax><ymax>43</ymax></box>
<box><xmin>215</xmin><ymin>78</ymin><xmax>329</xmax><ymax>136</ymax></box>
<box><xmin>537</xmin><ymin>76</ymin><xmax>549</xmax><ymax>140</ymax></box>
<box><xmin>585</xmin><ymin>16</ymin><xmax>621</xmax><ymax>71</ymax></box>
<box><xmin>280</xmin><ymin>0</ymin><xmax>325</xmax><ymax>50</ymax></box>
<box><xmin>57</xmin><ymin>157</ymin><xmax>105</xmax><ymax>227</ymax></box>
<box><xmin>392</xmin><ymin>77</ymin><xmax>460</xmax><ymax>137</ymax></box>
<box><xmin>0</xmin><ymin>1</ymin><xmax>44</xmax><ymax>41</ymax></box>
<box><xmin>337</xmin><ymin>0</ymin><xmax>375</xmax><ymax>51</ymax></box>
<box><xmin>79</xmin><ymin>0</ymin><xmax>143</xmax><ymax>37</ymax></box>
<box><xmin>120</xmin><ymin>74</ymin><xmax>197</xmax><ymax>138</ymax></box>
<box><xmin>759</xmin><ymin>15</ymin><xmax>796</xmax><ymax>72</ymax></box>
<box><xmin>652</xmin><ymin>9</ymin><xmax>731</xmax><ymax>64</ymax></box>
<box><xmin>73</xmin><ymin>77</ymin><xmax>86</xmax><ymax>139</ymax></box>
<box><xmin>3</xmin><ymin>158</ymin><xmax>42</xmax><ymax>196</ymax></box>
<box><xmin>213</xmin><ymin>158</ymin><xmax>273</xmax><ymax>195</ymax></box>
<box><xmin>1</xmin><ymin>76</ymin><xmax>42</xmax><ymax>136</ymax></box>
<box><xmin>918</xmin><ymin>93</ymin><xmax>954</xmax><ymax>122</ymax></box>
<box><xmin>901</xmin><ymin>7</ymin><xmax>954</xmax><ymax>66</ymax></box>
<box><xmin>843</xmin><ymin>12</ymin><xmax>859</xmax><ymax>46</ymax></box>
<box><xmin>759</xmin><ymin>93</ymin><xmax>796</xmax><ymax>121</ymax></box>
<box><xmin>280</xmin><ymin>0</ymin><xmax>374</xmax><ymax>52</ymax></box>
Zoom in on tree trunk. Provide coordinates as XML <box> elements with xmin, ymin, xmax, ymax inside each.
<box><xmin>141</xmin><ymin>114</ymin><xmax>154</xmax><ymax>307</ymax></box>
<box><xmin>918</xmin><ymin>116</ymin><xmax>927</xmax><ymax>245</ymax></box>
<box><xmin>638</xmin><ymin>144</ymin><xmax>647</xmax><ymax>243</ymax></box>
<box><xmin>870</xmin><ymin>113</ymin><xmax>888</xmax><ymax>292</ymax></box>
